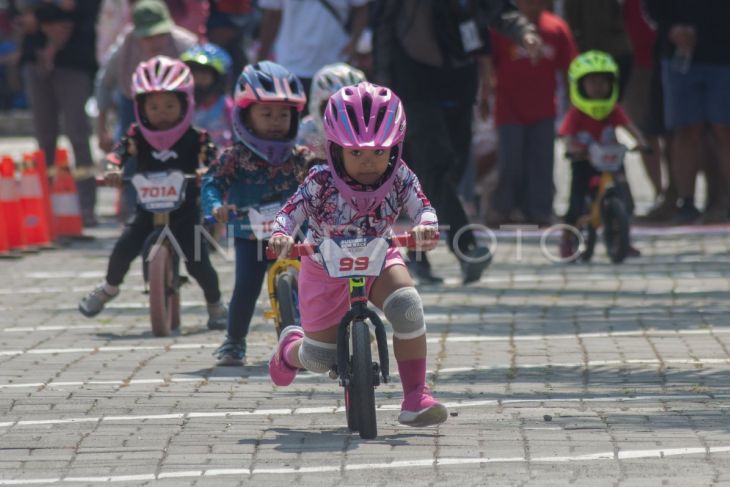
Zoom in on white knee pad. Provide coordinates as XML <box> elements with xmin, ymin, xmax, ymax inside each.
<box><xmin>383</xmin><ymin>287</ymin><xmax>426</xmax><ymax>339</ymax></box>
<box><xmin>298</xmin><ymin>336</ymin><xmax>337</xmax><ymax>373</ymax></box>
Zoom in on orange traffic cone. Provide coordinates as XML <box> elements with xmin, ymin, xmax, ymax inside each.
<box><xmin>0</xmin><ymin>203</ymin><xmax>21</xmax><ymax>259</ymax></box>
<box><xmin>50</xmin><ymin>157</ymin><xmax>84</xmax><ymax>238</ymax></box>
<box><xmin>30</xmin><ymin>150</ymin><xmax>55</xmax><ymax>241</ymax></box>
<box><xmin>19</xmin><ymin>158</ymin><xmax>51</xmax><ymax>249</ymax></box>
<box><xmin>0</xmin><ymin>156</ymin><xmax>26</xmax><ymax>251</ymax></box>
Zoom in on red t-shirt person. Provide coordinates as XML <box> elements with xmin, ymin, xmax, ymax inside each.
<box><xmin>490</xmin><ymin>11</ymin><xmax>578</xmax><ymax>126</ymax></box>
<box><xmin>559</xmin><ymin>105</ymin><xmax>631</xmax><ymax>148</ymax></box>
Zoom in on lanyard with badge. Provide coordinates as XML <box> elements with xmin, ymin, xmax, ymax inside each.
<box><xmin>457</xmin><ymin>0</ymin><xmax>485</xmax><ymax>54</ymax></box>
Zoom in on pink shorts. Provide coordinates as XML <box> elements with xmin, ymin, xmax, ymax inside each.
<box><xmin>298</xmin><ymin>247</ymin><xmax>405</xmax><ymax>333</ymax></box>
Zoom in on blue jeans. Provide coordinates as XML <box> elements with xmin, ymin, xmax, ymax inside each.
<box><xmin>227</xmin><ymin>238</ymin><xmax>269</xmax><ymax>341</ymax></box>
<box><xmin>662</xmin><ymin>60</ymin><xmax>730</xmax><ymax>129</ymax></box>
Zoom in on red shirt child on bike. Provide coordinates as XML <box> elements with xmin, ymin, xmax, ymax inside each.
<box><xmin>268</xmin><ymin>82</ymin><xmax>448</xmax><ymax>427</ymax></box>
<box><xmin>559</xmin><ymin>50</ymin><xmax>649</xmax><ymax>259</ymax></box>
<box><xmin>78</xmin><ymin>56</ymin><xmax>228</xmax><ymax>330</ymax></box>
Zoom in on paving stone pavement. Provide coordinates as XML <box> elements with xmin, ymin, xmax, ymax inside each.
<box><xmin>1</xmin><ymin>137</ymin><xmax>729</xmax><ymax>485</ymax></box>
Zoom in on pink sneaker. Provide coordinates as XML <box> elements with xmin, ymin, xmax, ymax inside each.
<box><xmin>268</xmin><ymin>325</ymin><xmax>304</xmax><ymax>386</ymax></box>
<box><xmin>398</xmin><ymin>386</ymin><xmax>448</xmax><ymax>427</ymax></box>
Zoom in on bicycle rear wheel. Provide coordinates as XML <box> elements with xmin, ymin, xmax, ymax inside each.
<box><xmin>350</xmin><ymin>320</ymin><xmax>377</xmax><ymax>439</ymax></box>
<box><xmin>148</xmin><ymin>244</ymin><xmax>174</xmax><ymax>337</ymax></box>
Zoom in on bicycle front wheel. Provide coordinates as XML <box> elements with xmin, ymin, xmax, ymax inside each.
<box><xmin>350</xmin><ymin>320</ymin><xmax>377</xmax><ymax>439</ymax></box>
<box><xmin>602</xmin><ymin>196</ymin><xmax>630</xmax><ymax>264</ymax></box>
<box><xmin>275</xmin><ymin>272</ymin><xmax>299</xmax><ymax>338</ymax></box>
<box><xmin>148</xmin><ymin>244</ymin><xmax>174</xmax><ymax>337</ymax></box>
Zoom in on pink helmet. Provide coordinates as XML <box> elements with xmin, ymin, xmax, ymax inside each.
<box><xmin>132</xmin><ymin>55</ymin><xmax>195</xmax><ymax>151</ymax></box>
<box><xmin>323</xmin><ymin>82</ymin><xmax>406</xmax><ymax>216</ymax></box>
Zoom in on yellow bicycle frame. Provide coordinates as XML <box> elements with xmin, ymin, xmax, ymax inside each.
<box><xmin>263</xmin><ymin>257</ymin><xmax>301</xmax><ymax>334</ymax></box>
<box><xmin>581</xmin><ymin>172</ymin><xmax>616</xmax><ymax>229</ymax></box>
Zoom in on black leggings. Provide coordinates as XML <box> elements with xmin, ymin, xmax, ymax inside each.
<box><xmin>106</xmin><ymin>205</ymin><xmax>221</xmax><ymax>304</ymax></box>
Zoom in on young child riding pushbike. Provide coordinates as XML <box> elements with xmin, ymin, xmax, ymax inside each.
<box><xmin>559</xmin><ymin>50</ymin><xmax>649</xmax><ymax>260</ymax></box>
<box><xmin>202</xmin><ymin>61</ymin><xmax>311</xmax><ymax>366</ymax></box>
<box><xmin>78</xmin><ymin>56</ymin><xmax>228</xmax><ymax>329</ymax></box>
<box><xmin>267</xmin><ymin>82</ymin><xmax>448</xmax><ymax>428</ymax></box>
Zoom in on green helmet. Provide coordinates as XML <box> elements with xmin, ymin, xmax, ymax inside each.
<box><xmin>568</xmin><ymin>50</ymin><xmax>619</xmax><ymax>120</ymax></box>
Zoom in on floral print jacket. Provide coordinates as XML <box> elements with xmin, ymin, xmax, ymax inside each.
<box><xmin>272</xmin><ymin>162</ymin><xmax>438</xmax><ymax>248</ymax></box>
<box><xmin>201</xmin><ymin>142</ymin><xmax>310</xmax><ymax>240</ymax></box>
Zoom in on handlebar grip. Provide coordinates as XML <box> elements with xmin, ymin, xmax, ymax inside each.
<box><xmin>390</xmin><ymin>232</ymin><xmax>440</xmax><ymax>249</ymax></box>
<box><xmin>265</xmin><ymin>242</ymin><xmax>316</xmax><ymax>260</ymax></box>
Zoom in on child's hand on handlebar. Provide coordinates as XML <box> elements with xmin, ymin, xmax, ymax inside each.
<box><xmin>212</xmin><ymin>205</ymin><xmax>232</xmax><ymax>224</ymax></box>
<box><xmin>103</xmin><ymin>170</ymin><xmax>122</xmax><ymax>187</ymax></box>
<box><xmin>411</xmin><ymin>225</ymin><xmax>439</xmax><ymax>251</ymax></box>
<box><xmin>268</xmin><ymin>234</ymin><xmax>294</xmax><ymax>258</ymax></box>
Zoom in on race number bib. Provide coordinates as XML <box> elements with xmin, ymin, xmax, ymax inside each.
<box><xmin>319</xmin><ymin>237</ymin><xmax>389</xmax><ymax>278</ymax></box>
<box><xmin>131</xmin><ymin>171</ymin><xmax>187</xmax><ymax>212</ymax></box>
<box><xmin>248</xmin><ymin>202</ymin><xmax>281</xmax><ymax>240</ymax></box>
<box><xmin>588</xmin><ymin>144</ymin><xmax>627</xmax><ymax>172</ymax></box>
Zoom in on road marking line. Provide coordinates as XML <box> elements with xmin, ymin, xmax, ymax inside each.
<box><xmin>0</xmin><ymin>344</ymin><xmax>220</xmax><ymax>356</ymax></box>
<box><xmin>0</xmin><ymin>446</ymin><xmax>728</xmax><ymax>484</ymax></box>
<box><xmin>1</xmin><ymin>392</ymin><xmax>728</xmax><ymax>429</ymax></box>
<box><xmin>4</xmin><ymin>318</ymin><xmax>730</xmax><ymax>344</ymax></box>
<box><xmin>1</xmin><ymin>356</ymin><xmax>728</xmax><ymax>390</ymax></box>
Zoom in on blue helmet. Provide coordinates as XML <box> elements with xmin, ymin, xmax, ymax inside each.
<box><xmin>180</xmin><ymin>43</ymin><xmax>232</xmax><ymax>76</ymax></box>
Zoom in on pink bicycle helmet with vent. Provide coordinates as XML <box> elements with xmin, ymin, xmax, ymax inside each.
<box><xmin>132</xmin><ymin>55</ymin><xmax>195</xmax><ymax>151</ymax></box>
<box><xmin>323</xmin><ymin>82</ymin><xmax>406</xmax><ymax>216</ymax></box>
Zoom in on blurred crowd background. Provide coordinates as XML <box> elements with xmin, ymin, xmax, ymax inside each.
<box><xmin>0</xmin><ymin>0</ymin><xmax>728</xmax><ymax>227</ymax></box>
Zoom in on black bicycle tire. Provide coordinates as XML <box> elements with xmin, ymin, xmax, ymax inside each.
<box><xmin>275</xmin><ymin>272</ymin><xmax>299</xmax><ymax>336</ymax></box>
<box><xmin>351</xmin><ymin>320</ymin><xmax>377</xmax><ymax>439</ymax></box>
<box><xmin>602</xmin><ymin>197</ymin><xmax>630</xmax><ymax>264</ymax></box>
<box><xmin>345</xmin><ymin>382</ymin><xmax>359</xmax><ymax>431</ymax></box>
<box><xmin>580</xmin><ymin>224</ymin><xmax>597</xmax><ymax>263</ymax></box>
<box><xmin>148</xmin><ymin>244</ymin><xmax>173</xmax><ymax>337</ymax></box>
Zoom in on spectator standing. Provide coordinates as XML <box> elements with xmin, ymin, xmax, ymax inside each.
<box><xmin>206</xmin><ymin>0</ymin><xmax>257</xmax><ymax>78</ymax></box>
<box><xmin>374</xmin><ymin>0</ymin><xmax>540</xmax><ymax>284</ymax></box>
<box><xmin>18</xmin><ymin>0</ymin><xmax>101</xmax><ymax>226</ymax></box>
<box><xmin>645</xmin><ymin>0</ymin><xmax>730</xmax><ymax>224</ymax></box>
<box><xmin>488</xmin><ymin>0</ymin><xmax>576</xmax><ymax>226</ymax></box>
<box><xmin>564</xmin><ymin>0</ymin><xmax>633</xmax><ymax>96</ymax></box>
<box><xmin>257</xmin><ymin>0</ymin><xmax>369</xmax><ymax>110</ymax></box>
<box><xmin>96</xmin><ymin>0</ymin><xmax>207</xmax><ymax>64</ymax></box>
<box><xmin>621</xmin><ymin>0</ymin><xmax>665</xmax><ymax>206</ymax></box>
<box><xmin>0</xmin><ymin>4</ymin><xmax>20</xmax><ymax>110</ymax></box>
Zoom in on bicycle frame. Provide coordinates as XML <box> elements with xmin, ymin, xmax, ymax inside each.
<box><xmin>583</xmin><ymin>172</ymin><xmax>617</xmax><ymax>230</ymax></box>
<box><xmin>334</xmin><ymin>277</ymin><xmax>390</xmax><ymax>387</ymax></box>
<box><xmin>263</xmin><ymin>257</ymin><xmax>301</xmax><ymax>330</ymax></box>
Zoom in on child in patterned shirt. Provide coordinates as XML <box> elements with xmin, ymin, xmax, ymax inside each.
<box><xmin>202</xmin><ymin>61</ymin><xmax>310</xmax><ymax>366</ymax></box>
<box><xmin>267</xmin><ymin>82</ymin><xmax>448</xmax><ymax>428</ymax></box>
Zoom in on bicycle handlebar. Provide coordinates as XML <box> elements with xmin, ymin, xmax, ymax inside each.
<box><xmin>564</xmin><ymin>144</ymin><xmax>653</xmax><ymax>161</ymax></box>
<box><xmin>265</xmin><ymin>233</ymin><xmax>440</xmax><ymax>260</ymax></box>
<box><xmin>95</xmin><ymin>174</ymin><xmax>198</xmax><ymax>187</ymax></box>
